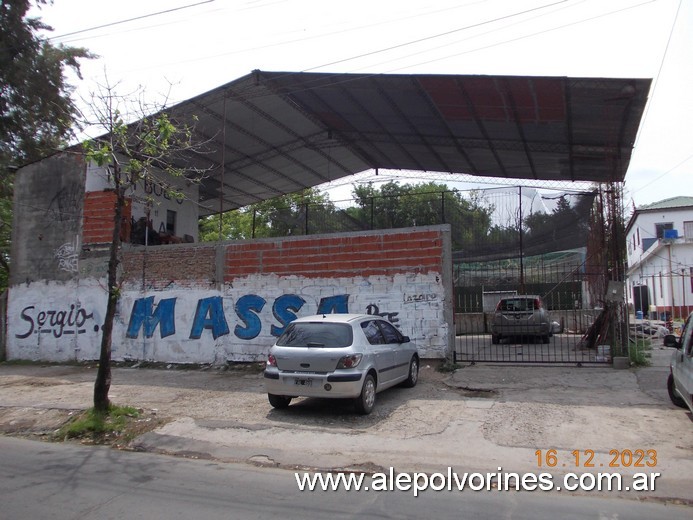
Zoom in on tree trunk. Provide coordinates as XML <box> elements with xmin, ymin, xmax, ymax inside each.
<box><xmin>93</xmin><ymin>187</ymin><xmax>124</xmax><ymax>413</ymax></box>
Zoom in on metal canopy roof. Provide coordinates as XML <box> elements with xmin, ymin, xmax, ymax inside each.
<box><xmin>167</xmin><ymin>70</ymin><xmax>651</xmax><ymax>217</ymax></box>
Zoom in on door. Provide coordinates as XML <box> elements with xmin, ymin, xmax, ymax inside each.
<box><xmin>377</xmin><ymin>320</ymin><xmax>411</xmax><ymax>381</ymax></box>
<box><xmin>361</xmin><ymin>320</ymin><xmax>395</xmax><ymax>386</ymax></box>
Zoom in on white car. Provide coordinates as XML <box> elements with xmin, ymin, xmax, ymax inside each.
<box><xmin>264</xmin><ymin>314</ymin><xmax>419</xmax><ymax>415</ymax></box>
<box><xmin>664</xmin><ymin>314</ymin><xmax>693</xmax><ymax>414</ymax></box>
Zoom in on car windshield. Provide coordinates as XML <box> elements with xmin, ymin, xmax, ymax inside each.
<box><xmin>276</xmin><ymin>322</ymin><xmax>353</xmax><ymax>348</ymax></box>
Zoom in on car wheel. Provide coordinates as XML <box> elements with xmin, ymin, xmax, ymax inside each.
<box><xmin>354</xmin><ymin>373</ymin><xmax>376</xmax><ymax>415</ymax></box>
<box><xmin>402</xmin><ymin>356</ymin><xmax>419</xmax><ymax>388</ymax></box>
<box><xmin>491</xmin><ymin>334</ymin><xmax>500</xmax><ymax>345</ymax></box>
<box><xmin>542</xmin><ymin>335</ymin><xmax>550</xmax><ymax>344</ymax></box>
<box><xmin>667</xmin><ymin>373</ymin><xmax>687</xmax><ymax>408</ymax></box>
<box><xmin>268</xmin><ymin>393</ymin><xmax>292</xmax><ymax>409</ymax></box>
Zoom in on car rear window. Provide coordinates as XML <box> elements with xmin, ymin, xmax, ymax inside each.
<box><xmin>498</xmin><ymin>298</ymin><xmax>538</xmax><ymax>312</ymax></box>
<box><xmin>276</xmin><ymin>322</ymin><xmax>353</xmax><ymax>348</ymax></box>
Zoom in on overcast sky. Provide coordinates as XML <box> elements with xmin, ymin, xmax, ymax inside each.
<box><xmin>35</xmin><ymin>0</ymin><xmax>691</xmax><ymax>209</ymax></box>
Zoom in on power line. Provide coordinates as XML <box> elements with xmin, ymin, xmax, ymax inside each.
<box><xmin>384</xmin><ymin>0</ymin><xmax>658</xmax><ymax>73</ymax></box>
<box><xmin>633</xmin><ymin>0</ymin><xmax>683</xmax><ymax>150</ymax></box>
<box><xmin>301</xmin><ymin>0</ymin><xmax>571</xmax><ymax>72</ymax></box>
<box><xmin>630</xmin><ymin>152</ymin><xmax>693</xmax><ymax>196</ymax></box>
<box><xmin>47</xmin><ymin>1</ymin><xmax>216</xmax><ymax>41</ymax></box>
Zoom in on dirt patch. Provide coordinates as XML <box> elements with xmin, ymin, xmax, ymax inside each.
<box><xmin>0</xmin><ymin>407</ymin><xmax>75</xmax><ymax>435</ymax></box>
<box><xmin>71</xmin><ymin>410</ymin><xmax>172</xmax><ymax>450</ymax></box>
<box><xmin>0</xmin><ymin>376</ymin><xmax>74</xmax><ymax>388</ymax></box>
<box><xmin>0</xmin><ymin>405</ymin><xmax>170</xmax><ymax>449</ymax></box>
<box><xmin>449</xmin><ymin>385</ymin><xmax>498</xmax><ymax>398</ymax></box>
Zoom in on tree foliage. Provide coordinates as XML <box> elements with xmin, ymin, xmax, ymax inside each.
<box><xmin>200</xmin><ymin>181</ymin><xmax>495</xmax><ymax>253</ymax></box>
<box><xmin>523</xmin><ymin>194</ymin><xmax>594</xmax><ymax>253</ymax></box>
<box><xmin>349</xmin><ymin>181</ymin><xmax>493</xmax><ymax>251</ymax></box>
<box><xmin>0</xmin><ymin>0</ymin><xmax>92</xmax><ymax>290</ymax></box>
<box><xmin>199</xmin><ymin>188</ymin><xmax>336</xmax><ymax>241</ymax></box>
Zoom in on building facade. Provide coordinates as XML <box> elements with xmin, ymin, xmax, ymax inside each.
<box><xmin>625</xmin><ymin>196</ymin><xmax>693</xmax><ymax>320</ymax></box>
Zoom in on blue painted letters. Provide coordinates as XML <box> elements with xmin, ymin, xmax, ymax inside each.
<box><xmin>126</xmin><ymin>297</ymin><xmax>176</xmax><ymax>339</ymax></box>
<box><xmin>271</xmin><ymin>294</ymin><xmax>306</xmax><ymax>336</ymax></box>
<box><xmin>190</xmin><ymin>296</ymin><xmax>230</xmax><ymax>340</ymax></box>
<box><xmin>124</xmin><ymin>293</ymin><xmax>352</xmax><ymax>341</ymax></box>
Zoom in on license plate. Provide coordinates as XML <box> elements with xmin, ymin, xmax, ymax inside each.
<box><xmin>294</xmin><ymin>378</ymin><xmax>312</xmax><ymax>387</ymax></box>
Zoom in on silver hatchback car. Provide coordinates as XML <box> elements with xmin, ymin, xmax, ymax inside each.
<box><xmin>264</xmin><ymin>314</ymin><xmax>419</xmax><ymax>415</ymax></box>
<box><xmin>491</xmin><ymin>295</ymin><xmax>552</xmax><ymax>344</ymax></box>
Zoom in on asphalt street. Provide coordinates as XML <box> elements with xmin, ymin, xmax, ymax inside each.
<box><xmin>1</xmin><ymin>436</ymin><xmax>691</xmax><ymax>520</ymax></box>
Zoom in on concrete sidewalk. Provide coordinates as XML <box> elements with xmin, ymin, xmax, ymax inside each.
<box><xmin>0</xmin><ymin>347</ymin><xmax>691</xmax><ymax>505</ymax></box>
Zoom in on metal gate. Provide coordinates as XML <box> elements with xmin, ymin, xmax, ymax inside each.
<box><xmin>452</xmin><ymin>252</ymin><xmax>613</xmax><ymax>365</ymax></box>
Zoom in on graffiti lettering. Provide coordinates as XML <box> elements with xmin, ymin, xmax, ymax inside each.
<box><xmin>190</xmin><ymin>296</ymin><xmax>230</xmax><ymax>340</ymax></box>
<box><xmin>126</xmin><ymin>296</ymin><xmax>177</xmax><ymax>339</ymax></box>
<box><xmin>55</xmin><ymin>241</ymin><xmax>79</xmax><ymax>273</ymax></box>
<box><xmin>316</xmin><ymin>294</ymin><xmax>349</xmax><ymax>315</ymax></box>
<box><xmin>125</xmin><ymin>293</ymin><xmax>355</xmax><ymax>341</ymax></box>
<box><xmin>403</xmin><ymin>293</ymin><xmax>437</xmax><ymax>304</ymax></box>
<box><xmin>16</xmin><ymin>304</ymin><xmax>95</xmax><ymax>339</ymax></box>
<box><xmin>45</xmin><ymin>185</ymin><xmax>81</xmax><ymax>225</ymax></box>
<box><xmin>366</xmin><ymin>303</ymin><xmax>400</xmax><ymax>327</ymax></box>
<box><xmin>234</xmin><ymin>294</ymin><xmax>265</xmax><ymax>340</ymax></box>
<box><xmin>271</xmin><ymin>294</ymin><xmax>306</xmax><ymax>337</ymax></box>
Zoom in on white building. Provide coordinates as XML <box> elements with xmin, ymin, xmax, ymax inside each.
<box><xmin>625</xmin><ymin>196</ymin><xmax>693</xmax><ymax>321</ymax></box>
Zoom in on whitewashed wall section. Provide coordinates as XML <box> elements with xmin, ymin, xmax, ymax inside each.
<box><xmin>8</xmin><ymin>279</ymin><xmax>107</xmax><ymax>362</ymax></box>
<box><xmin>7</xmin><ymin>271</ymin><xmax>448</xmax><ymax>363</ymax></box>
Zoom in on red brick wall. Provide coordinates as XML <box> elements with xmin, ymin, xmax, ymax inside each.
<box><xmin>224</xmin><ymin>229</ymin><xmax>444</xmax><ymax>281</ymax></box>
<box><xmin>82</xmin><ymin>191</ymin><xmax>132</xmax><ymax>244</ymax></box>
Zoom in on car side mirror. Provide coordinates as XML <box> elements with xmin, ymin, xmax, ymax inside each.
<box><xmin>401</xmin><ymin>335</ymin><xmax>411</xmax><ymax>343</ymax></box>
<box><xmin>663</xmin><ymin>334</ymin><xmax>681</xmax><ymax>349</ymax></box>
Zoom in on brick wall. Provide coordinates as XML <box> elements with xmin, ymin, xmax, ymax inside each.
<box><xmin>119</xmin><ymin>229</ymin><xmax>445</xmax><ymax>290</ymax></box>
<box><xmin>224</xmin><ymin>230</ymin><xmax>444</xmax><ymax>280</ymax></box>
<box><xmin>82</xmin><ymin>190</ymin><xmax>132</xmax><ymax>245</ymax></box>
<box><xmin>122</xmin><ymin>244</ymin><xmax>218</xmax><ymax>290</ymax></box>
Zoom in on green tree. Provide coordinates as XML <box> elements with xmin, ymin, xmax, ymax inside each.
<box><xmin>199</xmin><ymin>188</ymin><xmax>337</xmax><ymax>241</ymax></box>
<box><xmin>0</xmin><ymin>0</ymin><xmax>92</xmax><ymax>289</ymax></box>
<box><xmin>84</xmin><ymin>82</ymin><xmax>208</xmax><ymax>412</ymax></box>
<box><xmin>349</xmin><ymin>181</ymin><xmax>493</xmax><ymax>251</ymax></box>
<box><xmin>201</xmin><ymin>181</ymin><xmax>495</xmax><ymax>251</ymax></box>
<box><xmin>523</xmin><ymin>194</ymin><xmax>593</xmax><ymax>253</ymax></box>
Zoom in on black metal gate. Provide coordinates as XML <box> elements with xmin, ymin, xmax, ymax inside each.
<box><xmin>452</xmin><ymin>252</ymin><xmax>612</xmax><ymax>365</ymax></box>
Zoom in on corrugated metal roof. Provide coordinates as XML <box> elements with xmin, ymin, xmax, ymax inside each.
<box><xmin>638</xmin><ymin>196</ymin><xmax>693</xmax><ymax>211</ymax></box>
<box><xmin>165</xmin><ymin>70</ymin><xmax>651</xmax><ymax>217</ymax></box>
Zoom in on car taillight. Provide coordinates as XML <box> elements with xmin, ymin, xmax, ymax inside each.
<box><xmin>266</xmin><ymin>354</ymin><xmax>277</xmax><ymax>367</ymax></box>
<box><xmin>534</xmin><ymin>298</ymin><xmax>542</xmax><ymax>310</ymax></box>
<box><xmin>337</xmin><ymin>354</ymin><xmax>362</xmax><ymax>369</ymax></box>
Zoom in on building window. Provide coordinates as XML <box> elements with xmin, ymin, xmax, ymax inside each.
<box><xmin>166</xmin><ymin>210</ymin><xmax>176</xmax><ymax>235</ymax></box>
<box><xmin>684</xmin><ymin>221</ymin><xmax>693</xmax><ymax>241</ymax></box>
<box><xmin>655</xmin><ymin>222</ymin><xmax>673</xmax><ymax>239</ymax></box>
